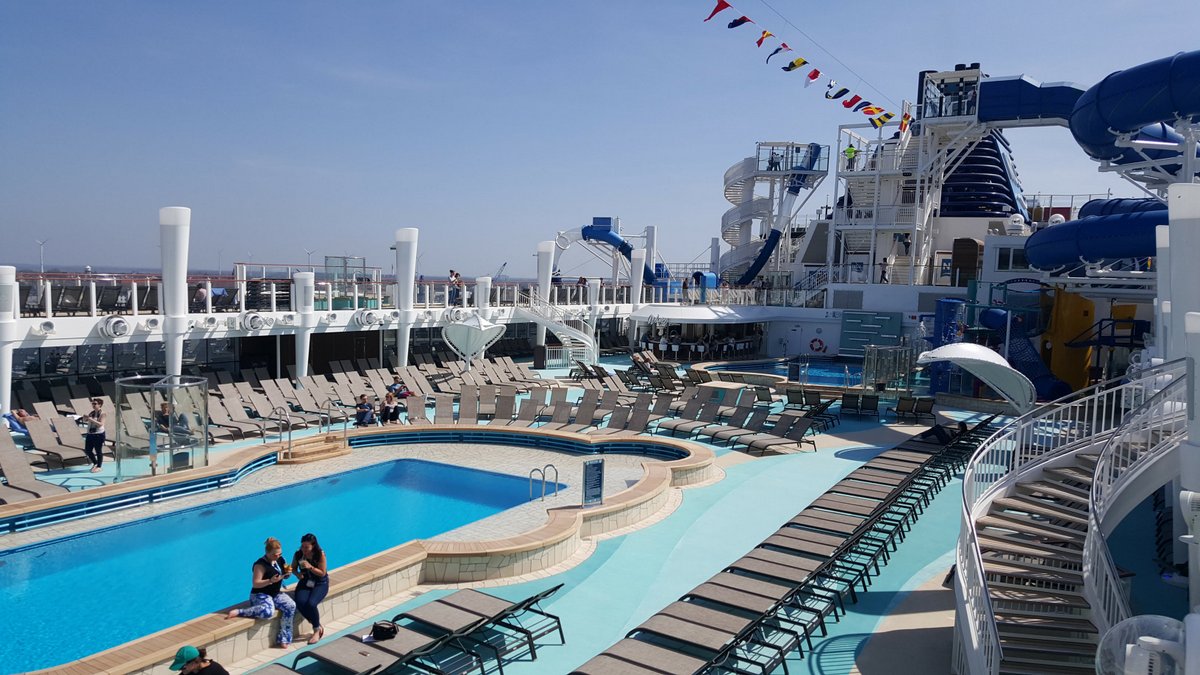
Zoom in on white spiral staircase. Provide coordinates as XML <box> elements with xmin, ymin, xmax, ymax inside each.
<box><xmin>514</xmin><ymin>291</ymin><xmax>596</xmax><ymax>364</ymax></box>
<box><xmin>952</xmin><ymin>359</ymin><xmax>1189</xmax><ymax>674</ymax></box>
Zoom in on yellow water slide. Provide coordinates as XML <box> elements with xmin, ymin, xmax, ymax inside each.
<box><xmin>1039</xmin><ymin>287</ymin><xmax>1094</xmax><ymax>390</ymax></box>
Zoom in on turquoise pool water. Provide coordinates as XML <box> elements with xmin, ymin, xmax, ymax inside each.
<box><xmin>0</xmin><ymin>459</ymin><xmax>539</xmax><ymax>673</ymax></box>
<box><xmin>711</xmin><ymin>360</ymin><xmax>864</xmax><ymax>386</ymax></box>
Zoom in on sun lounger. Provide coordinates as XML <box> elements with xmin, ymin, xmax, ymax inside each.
<box><xmin>0</xmin><ymin>432</ymin><xmax>69</xmax><ymax>500</ymax></box>
<box><xmin>206</xmin><ymin>395</ymin><xmax>267</xmax><ymax>438</ymax></box>
<box><xmin>489</xmin><ymin>390</ymin><xmax>516</xmax><ymax>424</ymax></box>
<box><xmin>292</xmin><ymin>627</ymin><xmax>466</xmax><ymax>675</ymax></box>
<box><xmin>730</xmin><ymin>415</ymin><xmax>801</xmax><ymax>451</ymax></box>
<box><xmin>434</xmin><ymin>584</ymin><xmax>564</xmax><ymax>661</ymax></box>
<box><xmin>745</xmin><ymin>417</ymin><xmax>818</xmax><ymax>455</ymax></box>
<box><xmin>886</xmin><ymin>396</ymin><xmax>917</xmax><ymax>421</ymax></box>
<box><xmin>659</xmin><ymin>402</ymin><xmax>721</xmax><ymax>437</ymax></box>
<box><xmin>912</xmin><ymin>397</ymin><xmax>935</xmax><ymax>422</ymax></box>
<box><xmin>571</xmin><ymin>638</ymin><xmax>709</xmax><ymax>675</ymax></box>
<box><xmin>457</xmin><ymin>385</ymin><xmax>479</xmax><ymax>424</ymax></box>
<box><xmin>588</xmin><ymin>406</ymin><xmax>629</xmax><ymax>434</ymax></box>
<box><xmin>404</xmin><ymin>397</ymin><xmax>432</xmax><ymax>425</ymax></box>
<box><xmin>696</xmin><ymin>409</ymin><xmax>766</xmax><ymax>443</ymax></box>
<box><xmin>23</xmin><ymin>417</ymin><xmax>92</xmax><ymax>468</ymax></box>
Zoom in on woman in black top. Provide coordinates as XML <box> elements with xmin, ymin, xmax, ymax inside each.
<box><xmin>225</xmin><ymin>537</ymin><xmax>296</xmax><ymax>647</ymax></box>
<box><xmin>292</xmin><ymin>533</ymin><xmax>330</xmax><ymax>644</ymax></box>
<box><xmin>80</xmin><ymin>398</ymin><xmax>106</xmax><ymax>472</ymax></box>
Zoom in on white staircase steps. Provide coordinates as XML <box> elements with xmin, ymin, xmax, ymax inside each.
<box><xmin>991</xmin><ymin>495</ymin><xmax>1088</xmax><ymax>526</ymax></box>
<box><xmin>1042</xmin><ymin>466</ymin><xmax>1093</xmax><ymax>486</ymax></box>
<box><xmin>982</xmin><ymin>555</ymin><xmax>1084</xmax><ymax>585</ymax></box>
<box><xmin>973</xmin><ymin>453</ymin><xmax>1107</xmax><ymax>674</ymax></box>
<box><xmin>976</xmin><ymin>513</ymin><xmax>1084</xmax><ymax>544</ymax></box>
<box><xmin>1014</xmin><ymin>480</ymin><xmax>1090</xmax><ymax>506</ymax></box>
<box><xmin>988</xmin><ymin>586</ymin><xmax>1089</xmax><ymax>609</ymax></box>
<box><xmin>977</xmin><ymin>533</ymin><xmax>1084</xmax><ymax>561</ymax></box>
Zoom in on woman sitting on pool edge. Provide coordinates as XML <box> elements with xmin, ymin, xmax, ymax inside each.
<box><xmin>292</xmin><ymin>533</ymin><xmax>329</xmax><ymax>644</ymax></box>
<box><xmin>225</xmin><ymin>537</ymin><xmax>297</xmax><ymax>649</ymax></box>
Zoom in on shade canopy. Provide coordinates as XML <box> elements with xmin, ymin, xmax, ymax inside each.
<box><xmin>917</xmin><ymin>342</ymin><xmax>1036</xmax><ymax>413</ymax></box>
<box><xmin>442</xmin><ymin>314</ymin><xmax>506</xmax><ymax>369</ymax></box>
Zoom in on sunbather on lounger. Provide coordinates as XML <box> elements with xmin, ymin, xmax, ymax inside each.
<box><xmin>918</xmin><ymin>421</ymin><xmax>968</xmax><ymax>444</ymax></box>
<box><xmin>354</xmin><ymin>394</ymin><xmax>375</xmax><ymax>427</ymax></box>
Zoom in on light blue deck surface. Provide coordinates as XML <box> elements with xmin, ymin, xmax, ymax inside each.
<box><xmin>262</xmin><ymin>417</ymin><xmax>975</xmax><ymax>674</ymax></box>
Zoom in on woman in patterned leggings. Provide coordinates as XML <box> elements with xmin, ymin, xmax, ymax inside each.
<box><xmin>225</xmin><ymin>537</ymin><xmax>296</xmax><ymax>648</ymax></box>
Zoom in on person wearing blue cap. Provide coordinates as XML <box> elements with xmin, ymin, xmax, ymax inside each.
<box><xmin>169</xmin><ymin>646</ymin><xmax>228</xmax><ymax>674</ymax></box>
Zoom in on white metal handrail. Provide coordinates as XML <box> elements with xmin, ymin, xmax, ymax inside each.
<box><xmin>522</xmin><ymin>290</ymin><xmax>575</xmax><ymax>325</ymax></box>
<box><xmin>955</xmin><ymin>358</ymin><xmax>1184</xmax><ymax>674</ymax></box>
<box><xmin>1085</xmin><ymin>363</ymin><xmax>1190</xmax><ymax>634</ymax></box>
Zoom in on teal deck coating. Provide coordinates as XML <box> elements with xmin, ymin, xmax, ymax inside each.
<box><xmin>261</xmin><ymin>419</ymin><xmax>974</xmax><ymax>674</ymax></box>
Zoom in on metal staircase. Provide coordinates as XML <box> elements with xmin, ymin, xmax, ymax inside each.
<box><xmin>514</xmin><ymin>291</ymin><xmax>597</xmax><ymax>364</ymax></box>
<box><xmin>953</xmin><ymin>359</ymin><xmax>1187</xmax><ymax>675</ymax></box>
<box><xmin>975</xmin><ymin>451</ymin><xmax>1097</xmax><ymax>674</ymax></box>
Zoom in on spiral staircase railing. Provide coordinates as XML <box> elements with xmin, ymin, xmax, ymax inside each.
<box><xmin>953</xmin><ymin>358</ymin><xmax>1186</xmax><ymax>674</ymax></box>
<box><xmin>1085</xmin><ymin>362</ymin><xmax>1191</xmax><ymax>635</ymax></box>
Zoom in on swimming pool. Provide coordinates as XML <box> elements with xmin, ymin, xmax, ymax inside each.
<box><xmin>710</xmin><ymin>359</ymin><xmax>864</xmax><ymax>386</ymax></box>
<box><xmin>0</xmin><ymin>459</ymin><xmax>547</xmax><ymax>673</ymax></box>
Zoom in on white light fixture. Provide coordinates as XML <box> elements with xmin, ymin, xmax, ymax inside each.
<box><xmin>99</xmin><ymin>315</ymin><xmax>130</xmax><ymax>339</ymax></box>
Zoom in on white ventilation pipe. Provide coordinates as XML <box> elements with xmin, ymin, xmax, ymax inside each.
<box><xmin>159</xmin><ymin>207</ymin><xmax>191</xmax><ymax>377</ymax></box>
<box><xmin>293</xmin><ymin>272</ymin><xmax>316</xmax><ymax>379</ymax></box>
<box><xmin>394</xmin><ymin>228</ymin><xmax>419</xmax><ymax>367</ymax></box>
<box><xmin>0</xmin><ymin>266</ymin><xmax>17</xmax><ymax>412</ymax></box>
<box><xmin>535</xmin><ymin>241</ymin><xmax>555</xmax><ymax>347</ymax></box>
<box><xmin>475</xmin><ymin>276</ymin><xmax>492</xmax><ymax>318</ymax></box>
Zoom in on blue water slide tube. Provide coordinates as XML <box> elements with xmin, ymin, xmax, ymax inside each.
<box><xmin>580</xmin><ymin>220</ymin><xmax>656</xmax><ymax>285</ymax></box>
<box><xmin>733</xmin><ymin>145</ymin><xmax>824</xmax><ymax>286</ymax></box>
<box><xmin>1078</xmin><ymin>198</ymin><xmax>1164</xmax><ymax>218</ymax></box>
<box><xmin>735</xmin><ymin>229</ymin><xmax>782</xmax><ymax>286</ymax></box>
<box><xmin>978</xmin><ymin>76</ymin><xmax>1085</xmax><ymax>126</ymax></box>
<box><xmin>1023</xmin><ymin>51</ymin><xmax>1200</xmax><ymax>269</ymax></box>
<box><xmin>1025</xmin><ymin>208</ymin><xmax>1165</xmax><ymax>269</ymax></box>
<box><xmin>1070</xmin><ymin>50</ymin><xmax>1200</xmax><ymax>167</ymax></box>
<box><xmin>978</xmin><ymin>307</ymin><xmax>1070</xmax><ymax>400</ymax></box>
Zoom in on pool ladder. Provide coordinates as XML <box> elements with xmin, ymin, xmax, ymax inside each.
<box><xmin>529</xmin><ymin>464</ymin><xmax>559</xmax><ymax>501</ymax></box>
<box><xmin>270</xmin><ymin>406</ymin><xmax>294</xmax><ymax>459</ymax></box>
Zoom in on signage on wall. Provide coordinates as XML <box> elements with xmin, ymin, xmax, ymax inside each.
<box><xmin>582</xmin><ymin>458</ymin><xmax>604</xmax><ymax>506</ymax></box>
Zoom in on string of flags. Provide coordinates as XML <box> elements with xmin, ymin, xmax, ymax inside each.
<box><xmin>703</xmin><ymin>0</ymin><xmax>896</xmax><ymax>128</ymax></box>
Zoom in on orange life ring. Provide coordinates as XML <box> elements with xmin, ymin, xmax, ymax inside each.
<box><xmin>809</xmin><ymin>338</ymin><xmax>826</xmax><ymax>352</ymax></box>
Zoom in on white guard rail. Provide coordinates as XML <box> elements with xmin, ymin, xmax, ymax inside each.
<box><xmin>1086</xmin><ymin>362</ymin><xmax>1190</xmax><ymax>634</ymax></box>
<box><xmin>954</xmin><ymin>358</ymin><xmax>1186</xmax><ymax>675</ymax></box>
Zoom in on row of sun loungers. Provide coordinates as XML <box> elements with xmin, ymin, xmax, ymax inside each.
<box><xmin>257</xmin><ymin>585</ymin><xmax>564</xmax><ymax>675</ymax></box>
<box><xmin>572</xmin><ymin>418</ymin><xmax>1000</xmax><ymax>674</ymax></box>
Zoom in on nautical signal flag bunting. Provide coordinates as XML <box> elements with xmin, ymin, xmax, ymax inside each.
<box><xmin>700</xmin><ymin>0</ymin><xmax>894</xmax><ymax>126</ymax></box>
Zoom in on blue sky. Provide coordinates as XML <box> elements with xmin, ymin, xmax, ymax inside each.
<box><xmin>1</xmin><ymin>1</ymin><xmax>1195</xmax><ymax>278</ymax></box>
